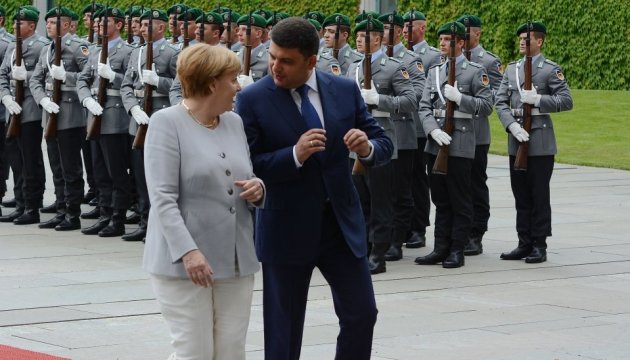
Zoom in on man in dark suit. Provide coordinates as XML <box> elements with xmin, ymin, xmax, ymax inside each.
<box><xmin>236</xmin><ymin>17</ymin><xmax>393</xmax><ymax>360</ymax></box>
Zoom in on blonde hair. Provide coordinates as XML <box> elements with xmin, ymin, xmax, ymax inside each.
<box><xmin>177</xmin><ymin>44</ymin><xmax>241</xmax><ymax>98</ymax></box>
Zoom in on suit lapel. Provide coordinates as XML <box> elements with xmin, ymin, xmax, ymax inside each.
<box><xmin>266</xmin><ymin>80</ymin><xmax>307</xmax><ymax>136</ymax></box>
<box><xmin>316</xmin><ymin>71</ymin><xmax>337</xmax><ymax>162</ymax></box>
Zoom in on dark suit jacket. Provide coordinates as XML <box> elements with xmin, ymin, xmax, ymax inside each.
<box><xmin>236</xmin><ymin>70</ymin><xmax>393</xmax><ymax>264</ymax></box>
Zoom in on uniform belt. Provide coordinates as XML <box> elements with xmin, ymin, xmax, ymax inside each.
<box><xmin>134</xmin><ymin>89</ymin><xmax>167</xmax><ymax>98</ymax></box>
<box><xmin>45</xmin><ymin>83</ymin><xmax>76</xmax><ymax>92</ymax></box>
<box><xmin>511</xmin><ymin>108</ymin><xmax>549</xmax><ymax>117</ymax></box>
<box><xmin>433</xmin><ymin>109</ymin><xmax>473</xmax><ymax>119</ymax></box>
<box><xmin>371</xmin><ymin>109</ymin><xmax>390</xmax><ymax>118</ymax></box>
<box><xmin>91</xmin><ymin>88</ymin><xmax>121</xmax><ymax>97</ymax></box>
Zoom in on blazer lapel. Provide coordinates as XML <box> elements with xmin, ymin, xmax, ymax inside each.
<box><xmin>266</xmin><ymin>80</ymin><xmax>307</xmax><ymax>136</ymax></box>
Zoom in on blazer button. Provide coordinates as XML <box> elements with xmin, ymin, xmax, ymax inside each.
<box><xmin>219</xmin><ymin>152</ymin><xmax>226</xmax><ymax>158</ymax></box>
<box><xmin>229</xmin><ymin>206</ymin><xmax>236</xmax><ymax>214</ymax></box>
<box><xmin>228</xmin><ymin>188</ymin><xmax>234</xmax><ymax>195</ymax></box>
<box><xmin>225</xmin><ymin>169</ymin><xmax>231</xmax><ymax>176</ymax></box>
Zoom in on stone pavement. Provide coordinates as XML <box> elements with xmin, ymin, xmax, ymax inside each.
<box><xmin>1</xmin><ymin>154</ymin><xmax>629</xmax><ymax>360</ymax></box>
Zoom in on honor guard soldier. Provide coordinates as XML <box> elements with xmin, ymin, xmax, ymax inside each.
<box><xmin>120</xmin><ymin>8</ymin><xmax>179</xmax><ymax>241</ymax></box>
<box><xmin>265</xmin><ymin>12</ymin><xmax>289</xmax><ymax>38</ymax></box>
<box><xmin>253</xmin><ymin>9</ymin><xmax>272</xmax><ymax>46</ymax></box>
<box><xmin>415</xmin><ymin>21</ymin><xmax>493</xmax><ymax>269</ymax></box>
<box><xmin>236</xmin><ymin>14</ymin><xmax>269</xmax><ymax>82</ymax></box>
<box><xmin>81</xmin><ymin>3</ymin><xmax>104</xmax><ymax>42</ymax></box>
<box><xmin>309</xmin><ymin>19</ymin><xmax>342</xmax><ymax>76</ymax></box>
<box><xmin>77</xmin><ymin>7</ymin><xmax>134</xmax><ymax>237</ymax></box>
<box><xmin>378</xmin><ymin>11</ymin><xmax>427</xmax><ymax>261</ymax></box>
<box><xmin>321</xmin><ymin>14</ymin><xmax>363</xmax><ymax>76</ymax></box>
<box><xmin>166</xmin><ymin>4</ymin><xmax>188</xmax><ymax>44</ymax></box>
<box><xmin>346</xmin><ymin>18</ymin><xmax>417</xmax><ymax>274</ymax></box>
<box><xmin>456</xmin><ymin>14</ymin><xmax>503</xmax><ymax>256</ymax></box>
<box><xmin>217</xmin><ymin>10</ymin><xmax>241</xmax><ymax>53</ymax></box>
<box><xmin>176</xmin><ymin>8</ymin><xmax>203</xmax><ymax>49</ymax></box>
<box><xmin>29</xmin><ymin>6</ymin><xmax>91</xmax><ymax>231</ymax></box>
<box><xmin>126</xmin><ymin>6</ymin><xmax>144</xmax><ymax>46</ymax></box>
<box><xmin>495</xmin><ymin>21</ymin><xmax>573</xmax><ymax>263</ymax></box>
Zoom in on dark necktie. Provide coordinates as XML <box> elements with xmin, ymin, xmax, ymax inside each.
<box><xmin>296</xmin><ymin>84</ymin><xmax>322</xmax><ymax>130</ymax></box>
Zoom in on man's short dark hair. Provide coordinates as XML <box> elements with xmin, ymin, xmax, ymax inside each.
<box><xmin>270</xmin><ymin>17</ymin><xmax>319</xmax><ymax>58</ymax></box>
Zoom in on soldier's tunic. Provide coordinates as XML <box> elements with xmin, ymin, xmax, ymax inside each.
<box><xmin>315</xmin><ymin>50</ymin><xmax>342</xmax><ymax>76</ymax></box>
<box><xmin>418</xmin><ymin>55</ymin><xmax>493</xmax><ymax>254</ymax></box>
<box><xmin>495</xmin><ymin>54</ymin><xmax>572</xmax><ymax>241</ymax></box>
<box><xmin>238</xmin><ymin>42</ymin><xmax>268</xmax><ymax>82</ymax></box>
<box><xmin>0</xmin><ymin>33</ymin><xmax>50</xmax><ymax>212</ymax></box>
<box><xmin>30</xmin><ymin>33</ymin><xmax>90</xmax><ymax>218</ymax></box>
<box><xmin>77</xmin><ymin>37</ymin><xmax>134</xmax><ymax>215</ymax></box>
<box><xmin>346</xmin><ymin>50</ymin><xmax>417</xmax><ymax>246</ymax></box>
<box><xmin>230</xmin><ymin>41</ymin><xmax>241</xmax><ymax>53</ymax></box>
<box><xmin>467</xmin><ymin>45</ymin><xmax>502</xmax><ymax>238</ymax></box>
<box><xmin>330</xmin><ymin>43</ymin><xmax>363</xmax><ymax>76</ymax></box>
<box><xmin>120</xmin><ymin>37</ymin><xmax>179</xmax><ymax>228</ymax></box>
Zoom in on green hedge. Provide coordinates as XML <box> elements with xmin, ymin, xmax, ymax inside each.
<box><xmin>3</xmin><ymin>0</ymin><xmax>628</xmax><ymax>90</ymax></box>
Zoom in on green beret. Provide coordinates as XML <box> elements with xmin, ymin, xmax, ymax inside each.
<box><xmin>23</xmin><ymin>5</ymin><xmax>40</xmax><ymax>16</ymax></box>
<box><xmin>516</xmin><ymin>21</ymin><xmax>547</xmax><ymax>35</ymax></box>
<box><xmin>98</xmin><ymin>7</ymin><xmax>125</xmax><ymax>19</ymax></box>
<box><xmin>82</xmin><ymin>4</ymin><xmax>104</xmax><ymax>15</ymax></box>
<box><xmin>167</xmin><ymin>4</ymin><xmax>189</xmax><ymax>16</ymax></box>
<box><xmin>45</xmin><ymin>7</ymin><xmax>74</xmax><ymax>20</ymax></box>
<box><xmin>307</xmin><ymin>19</ymin><xmax>322</xmax><ymax>31</ymax></box>
<box><xmin>69</xmin><ymin>10</ymin><xmax>80</xmax><ymax>21</ymax></box>
<box><xmin>402</xmin><ymin>10</ymin><xmax>426</xmax><ymax>21</ymax></box>
<box><xmin>378</xmin><ymin>12</ymin><xmax>404</xmax><ymax>27</ymax></box>
<box><xmin>140</xmin><ymin>9</ymin><xmax>168</xmax><ymax>22</ymax></box>
<box><xmin>266</xmin><ymin>12</ymin><xmax>289</xmax><ymax>27</ymax></box>
<box><xmin>177</xmin><ymin>8</ymin><xmax>203</xmax><ymax>21</ymax></box>
<box><xmin>221</xmin><ymin>11</ymin><xmax>240</xmax><ymax>23</ymax></box>
<box><xmin>436</xmin><ymin>21</ymin><xmax>466</xmax><ymax>37</ymax></box>
<box><xmin>354</xmin><ymin>18</ymin><xmax>384</xmax><ymax>34</ymax></box>
<box><xmin>196</xmin><ymin>11</ymin><xmax>223</xmax><ymax>25</ymax></box>
<box><xmin>305</xmin><ymin>11</ymin><xmax>325</xmax><ymax>24</ymax></box>
<box><xmin>322</xmin><ymin>13</ymin><xmax>350</xmax><ymax>28</ymax></box>
<box><xmin>13</xmin><ymin>8</ymin><xmax>39</xmax><ymax>22</ymax></box>
<box><xmin>236</xmin><ymin>14</ymin><xmax>267</xmax><ymax>28</ymax></box>
<box><xmin>253</xmin><ymin>9</ymin><xmax>273</xmax><ymax>20</ymax></box>
<box><xmin>355</xmin><ymin>11</ymin><xmax>380</xmax><ymax>24</ymax></box>
<box><xmin>126</xmin><ymin>6</ymin><xmax>143</xmax><ymax>18</ymax></box>
<box><xmin>456</xmin><ymin>14</ymin><xmax>481</xmax><ymax>28</ymax></box>
<box><xmin>0</xmin><ymin>6</ymin><xmax>5</xmax><ymax>17</ymax></box>
<box><xmin>212</xmin><ymin>6</ymin><xmax>232</xmax><ymax>14</ymax></box>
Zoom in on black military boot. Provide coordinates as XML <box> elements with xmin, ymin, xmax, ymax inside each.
<box><xmin>1</xmin><ymin>198</ymin><xmax>16</xmax><ymax>208</ymax></box>
<box><xmin>122</xmin><ymin>215</ymin><xmax>147</xmax><ymax>241</ymax></box>
<box><xmin>38</xmin><ymin>212</ymin><xmax>65</xmax><ymax>228</ymax></box>
<box><xmin>464</xmin><ymin>232</ymin><xmax>484</xmax><ymax>256</ymax></box>
<box><xmin>415</xmin><ymin>238</ymin><xmax>450</xmax><ymax>265</ymax></box>
<box><xmin>368</xmin><ymin>243</ymin><xmax>388</xmax><ymax>274</ymax></box>
<box><xmin>99</xmin><ymin>210</ymin><xmax>126</xmax><ymax>237</ymax></box>
<box><xmin>525</xmin><ymin>237</ymin><xmax>547</xmax><ymax>263</ymax></box>
<box><xmin>385</xmin><ymin>230</ymin><xmax>406</xmax><ymax>261</ymax></box>
<box><xmin>81</xmin><ymin>207</ymin><xmax>112</xmax><ymax>235</ymax></box>
<box><xmin>56</xmin><ymin>206</ymin><xmax>81</xmax><ymax>231</ymax></box>
<box><xmin>83</xmin><ymin>188</ymin><xmax>96</xmax><ymax>204</ymax></box>
<box><xmin>81</xmin><ymin>206</ymin><xmax>101</xmax><ymax>219</ymax></box>
<box><xmin>500</xmin><ymin>234</ymin><xmax>533</xmax><ymax>260</ymax></box>
<box><xmin>13</xmin><ymin>209</ymin><xmax>40</xmax><ymax>225</ymax></box>
<box><xmin>405</xmin><ymin>231</ymin><xmax>426</xmax><ymax>248</ymax></box>
<box><xmin>0</xmin><ymin>207</ymin><xmax>25</xmax><ymax>222</ymax></box>
<box><xmin>39</xmin><ymin>203</ymin><xmax>58</xmax><ymax>214</ymax></box>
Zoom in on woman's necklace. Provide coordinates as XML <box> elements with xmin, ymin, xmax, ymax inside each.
<box><xmin>181</xmin><ymin>100</ymin><xmax>219</xmax><ymax>129</ymax></box>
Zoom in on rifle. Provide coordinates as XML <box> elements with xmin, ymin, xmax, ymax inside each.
<box><xmin>88</xmin><ymin>0</ymin><xmax>96</xmax><ymax>43</ymax></box>
<box><xmin>332</xmin><ymin>15</ymin><xmax>341</xmax><ymax>60</ymax></box>
<box><xmin>432</xmin><ymin>25</ymin><xmax>457</xmax><ymax>175</ymax></box>
<box><xmin>242</xmin><ymin>12</ymin><xmax>252</xmax><ymax>76</ymax></box>
<box><xmin>182</xmin><ymin>7</ymin><xmax>189</xmax><ymax>48</ymax></box>
<box><xmin>352</xmin><ymin>14</ymin><xmax>374</xmax><ymax>176</ymax></box>
<box><xmin>87</xmin><ymin>5</ymin><xmax>109</xmax><ymax>140</ymax></box>
<box><xmin>44</xmin><ymin>6</ymin><xmax>63</xmax><ymax>140</ymax></box>
<box><xmin>6</xmin><ymin>8</ymin><xmax>24</xmax><ymax>139</ymax></box>
<box><xmin>514</xmin><ymin>21</ymin><xmax>533</xmax><ymax>171</ymax></box>
<box><xmin>171</xmin><ymin>7</ymin><xmax>178</xmax><ymax>44</ymax></box>
<box><xmin>199</xmin><ymin>11</ymin><xmax>205</xmax><ymax>43</ymax></box>
<box><xmin>139</xmin><ymin>6</ymin><xmax>145</xmax><ymax>45</ymax></box>
<box><xmin>132</xmin><ymin>8</ymin><xmax>152</xmax><ymax>149</ymax></box>
<box><xmin>225</xmin><ymin>10</ymin><xmax>232</xmax><ymax>49</ymax></box>
<box><xmin>463</xmin><ymin>17</ymin><xmax>471</xmax><ymax>61</ymax></box>
<box><xmin>387</xmin><ymin>11</ymin><xmax>396</xmax><ymax>57</ymax></box>
<box><xmin>127</xmin><ymin>5</ymin><xmax>133</xmax><ymax>44</ymax></box>
<box><xmin>406</xmin><ymin>9</ymin><xmax>414</xmax><ymax>50</ymax></box>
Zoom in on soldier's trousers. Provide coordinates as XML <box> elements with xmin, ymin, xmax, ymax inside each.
<box><xmin>0</xmin><ymin>122</ymin><xmax>24</xmax><ymax>207</ymax></box>
<box><xmin>410</xmin><ymin>138</ymin><xmax>431</xmax><ymax>235</ymax></box>
<box><xmin>426</xmin><ymin>154</ymin><xmax>473</xmax><ymax>251</ymax></box>
<box><xmin>91</xmin><ymin>134</ymin><xmax>131</xmax><ymax>211</ymax></box>
<box><xmin>56</xmin><ymin>127</ymin><xmax>86</xmax><ymax>215</ymax></box>
<box><xmin>391</xmin><ymin>149</ymin><xmax>414</xmax><ymax>243</ymax></box>
<box><xmin>46</xmin><ymin>137</ymin><xmax>65</xmax><ymax>210</ymax></box>
<box><xmin>471</xmin><ymin>144</ymin><xmax>490</xmax><ymax>235</ymax></box>
<box><xmin>509</xmin><ymin>155</ymin><xmax>554</xmax><ymax>239</ymax></box>
<box><xmin>364</xmin><ymin>161</ymin><xmax>394</xmax><ymax>245</ymax></box>
<box><xmin>17</xmin><ymin>122</ymin><xmax>45</xmax><ymax>210</ymax></box>
<box><xmin>130</xmin><ymin>136</ymin><xmax>149</xmax><ymax>222</ymax></box>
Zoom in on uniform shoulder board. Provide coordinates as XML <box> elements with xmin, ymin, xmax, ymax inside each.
<box><xmin>405</xmin><ymin>49</ymin><xmax>416</xmax><ymax>57</ymax></box>
<box><xmin>428</xmin><ymin>46</ymin><xmax>440</xmax><ymax>53</ymax></box>
<box><xmin>544</xmin><ymin>59</ymin><xmax>559</xmax><ymax>67</ymax></box>
<box><xmin>468</xmin><ymin>61</ymin><xmax>483</xmax><ymax>69</ymax></box>
<box><xmin>167</xmin><ymin>43</ymin><xmax>180</xmax><ymax>51</ymax></box>
<box><xmin>320</xmin><ymin>51</ymin><xmax>334</xmax><ymax>60</ymax></box>
<box><xmin>350</xmin><ymin>49</ymin><xmax>363</xmax><ymax>57</ymax></box>
<box><xmin>387</xmin><ymin>57</ymin><xmax>402</xmax><ymax>64</ymax></box>
<box><xmin>484</xmin><ymin>50</ymin><xmax>499</xmax><ymax>59</ymax></box>
<box><xmin>36</xmin><ymin>36</ymin><xmax>51</xmax><ymax>44</ymax></box>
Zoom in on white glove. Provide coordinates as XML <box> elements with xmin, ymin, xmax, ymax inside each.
<box><xmin>430</xmin><ymin>129</ymin><xmax>452</xmax><ymax>146</ymax></box>
<box><xmin>130</xmin><ymin>105</ymin><xmax>149</xmax><ymax>125</ymax></box>
<box><xmin>97</xmin><ymin>59</ymin><xmax>116</xmax><ymax>81</ymax></box>
<box><xmin>444</xmin><ymin>81</ymin><xmax>462</xmax><ymax>105</ymax></box>
<box><xmin>11</xmin><ymin>64</ymin><xmax>27</xmax><ymax>81</ymax></box>
<box><xmin>50</xmin><ymin>61</ymin><xmax>67</xmax><ymax>82</ymax></box>
<box><xmin>142</xmin><ymin>65</ymin><xmax>159</xmax><ymax>86</ymax></box>
<box><xmin>40</xmin><ymin>97</ymin><xmax>60</xmax><ymax>114</ymax></box>
<box><xmin>520</xmin><ymin>88</ymin><xmax>541</xmax><ymax>106</ymax></box>
<box><xmin>508</xmin><ymin>122</ymin><xmax>529</xmax><ymax>143</ymax></box>
<box><xmin>82</xmin><ymin>97</ymin><xmax>103</xmax><ymax>116</ymax></box>
<box><xmin>237</xmin><ymin>74</ymin><xmax>254</xmax><ymax>88</ymax></box>
<box><xmin>360</xmin><ymin>81</ymin><xmax>380</xmax><ymax>105</ymax></box>
<box><xmin>2</xmin><ymin>95</ymin><xmax>22</xmax><ymax>115</ymax></box>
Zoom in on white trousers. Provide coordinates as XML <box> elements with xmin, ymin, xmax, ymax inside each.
<box><xmin>151</xmin><ymin>274</ymin><xmax>255</xmax><ymax>360</ymax></box>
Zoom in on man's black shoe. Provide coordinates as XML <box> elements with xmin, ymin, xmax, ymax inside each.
<box><xmin>442</xmin><ymin>250</ymin><xmax>465</xmax><ymax>268</ymax></box>
<box><xmin>55</xmin><ymin>216</ymin><xmax>81</xmax><ymax>231</ymax></box>
<box><xmin>83</xmin><ymin>189</ymin><xmax>96</xmax><ymax>204</ymax></box>
<box><xmin>81</xmin><ymin>218</ymin><xmax>110</xmax><ymax>235</ymax></box>
<box><xmin>39</xmin><ymin>213</ymin><xmax>65</xmax><ymax>228</ymax></box>
<box><xmin>81</xmin><ymin>207</ymin><xmax>100</xmax><ymax>219</ymax></box>
<box><xmin>500</xmin><ymin>247</ymin><xmax>532</xmax><ymax>260</ymax></box>
<box><xmin>368</xmin><ymin>259</ymin><xmax>386</xmax><ymax>274</ymax></box>
<box><xmin>405</xmin><ymin>232</ymin><xmax>426</xmax><ymax>248</ymax></box>
<box><xmin>1</xmin><ymin>198</ymin><xmax>16</xmax><ymax>208</ymax></box>
<box><xmin>88</xmin><ymin>197</ymin><xmax>99</xmax><ymax>206</ymax></box>
<box><xmin>414</xmin><ymin>251</ymin><xmax>448</xmax><ymax>265</ymax></box>
<box><xmin>384</xmin><ymin>244</ymin><xmax>402</xmax><ymax>261</ymax></box>
<box><xmin>99</xmin><ymin>222</ymin><xmax>126</xmax><ymax>237</ymax></box>
<box><xmin>0</xmin><ymin>208</ymin><xmax>24</xmax><ymax>222</ymax></box>
<box><xmin>125</xmin><ymin>212</ymin><xmax>141</xmax><ymax>224</ymax></box>
<box><xmin>525</xmin><ymin>248</ymin><xmax>547</xmax><ymax>263</ymax></box>
<box><xmin>40</xmin><ymin>203</ymin><xmax>58</xmax><ymax>214</ymax></box>
<box><xmin>121</xmin><ymin>227</ymin><xmax>146</xmax><ymax>242</ymax></box>
<box><xmin>13</xmin><ymin>210</ymin><xmax>40</xmax><ymax>225</ymax></box>
<box><xmin>464</xmin><ymin>241</ymin><xmax>483</xmax><ymax>256</ymax></box>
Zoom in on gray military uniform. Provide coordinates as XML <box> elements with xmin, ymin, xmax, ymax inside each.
<box><xmin>495</xmin><ymin>55</ymin><xmax>573</xmax><ymax>156</ymax></box>
<box><xmin>331</xmin><ymin>44</ymin><xmax>363</xmax><ymax>77</ymax></box>
<box><xmin>77</xmin><ymin>39</ymin><xmax>135</xmax><ymax>134</ymax></box>
<box><xmin>30</xmin><ymin>33</ymin><xmax>90</xmax><ymax>130</ymax></box>
<box><xmin>120</xmin><ymin>38</ymin><xmax>179</xmax><ymax>136</ymax></box>
<box><xmin>469</xmin><ymin>45</ymin><xmax>502</xmax><ymax>145</ymax></box>
<box><xmin>238</xmin><ymin>43</ymin><xmax>268</xmax><ymax>82</ymax></box>
<box><xmin>315</xmin><ymin>50</ymin><xmax>342</xmax><ymax>76</ymax></box>
<box><xmin>413</xmin><ymin>41</ymin><xmax>441</xmax><ymax>75</ymax></box>
<box><xmin>0</xmin><ymin>29</ymin><xmax>15</xmax><ymax>123</ymax></box>
<box><xmin>419</xmin><ymin>57</ymin><xmax>493</xmax><ymax>159</ymax></box>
